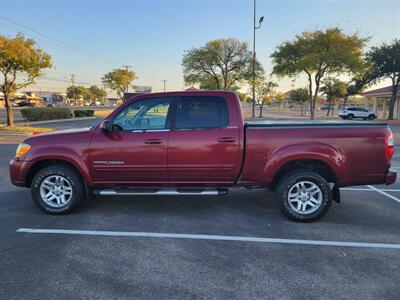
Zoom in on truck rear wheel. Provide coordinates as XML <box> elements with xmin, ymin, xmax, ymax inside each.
<box><xmin>31</xmin><ymin>165</ymin><xmax>85</xmax><ymax>214</ymax></box>
<box><xmin>275</xmin><ymin>170</ymin><xmax>332</xmax><ymax>222</ymax></box>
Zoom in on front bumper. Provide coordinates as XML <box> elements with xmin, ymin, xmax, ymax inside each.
<box><xmin>9</xmin><ymin>159</ymin><xmax>32</xmax><ymax>187</ymax></box>
<box><xmin>384</xmin><ymin>169</ymin><xmax>397</xmax><ymax>185</ymax></box>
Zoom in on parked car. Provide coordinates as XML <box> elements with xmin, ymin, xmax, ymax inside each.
<box><xmin>338</xmin><ymin>107</ymin><xmax>377</xmax><ymax>120</ymax></box>
<box><xmin>17</xmin><ymin>101</ymin><xmax>35</xmax><ymax>107</ymax></box>
<box><xmin>9</xmin><ymin>91</ymin><xmax>396</xmax><ymax>222</ymax></box>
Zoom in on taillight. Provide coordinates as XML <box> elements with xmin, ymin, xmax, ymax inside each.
<box><xmin>386</xmin><ymin>130</ymin><xmax>394</xmax><ymax>161</ymax></box>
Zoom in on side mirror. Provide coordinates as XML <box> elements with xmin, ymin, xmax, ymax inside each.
<box><xmin>100</xmin><ymin>119</ymin><xmax>111</xmax><ymax>132</ymax></box>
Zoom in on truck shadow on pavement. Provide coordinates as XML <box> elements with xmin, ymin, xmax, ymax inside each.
<box><xmin>2</xmin><ymin>182</ymin><xmax>400</xmax><ymax>243</ymax></box>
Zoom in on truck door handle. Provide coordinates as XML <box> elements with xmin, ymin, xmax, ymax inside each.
<box><xmin>144</xmin><ymin>139</ymin><xmax>163</xmax><ymax>144</ymax></box>
<box><xmin>217</xmin><ymin>137</ymin><xmax>236</xmax><ymax>143</ymax></box>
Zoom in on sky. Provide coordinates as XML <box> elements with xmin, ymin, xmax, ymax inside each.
<box><xmin>1</xmin><ymin>0</ymin><xmax>399</xmax><ymax>95</ymax></box>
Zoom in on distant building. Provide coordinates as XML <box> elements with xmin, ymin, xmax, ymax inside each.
<box><xmin>362</xmin><ymin>85</ymin><xmax>400</xmax><ymax>119</ymax></box>
<box><xmin>123</xmin><ymin>92</ymin><xmax>147</xmax><ymax>102</ymax></box>
<box><xmin>0</xmin><ymin>92</ymin><xmax>44</xmax><ymax>107</ymax></box>
<box><xmin>185</xmin><ymin>87</ymin><xmax>199</xmax><ymax>91</ymax></box>
<box><xmin>133</xmin><ymin>86</ymin><xmax>152</xmax><ymax>93</ymax></box>
<box><xmin>23</xmin><ymin>90</ymin><xmax>67</xmax><ymax>104</ymax></box>
<box><xmin>283</xmin><ymin>90</ymin><xmax>296</xmax><ymax>108</ymax></box>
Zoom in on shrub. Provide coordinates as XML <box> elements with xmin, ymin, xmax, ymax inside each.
<box><xmin>73</xmin><ymin>110</ymin><xmax>87</xmax><ymax>118</ymax></box>
<box><xmin>73</xmin><ymin>110</ymin><xmax>95</xmax><ymax>117</ymax></box>
<box><xmin>20</xmin><ymin>107</ymin><xmax>72</xmax><ymax>121</ymax></box>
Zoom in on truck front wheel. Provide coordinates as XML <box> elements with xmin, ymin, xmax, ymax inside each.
<box><xmin>31</xmin><ymin>165</ymin><xmax>85</xmax><ymax>214</ymax></box>
<box><xmin>275</xmin><ymin>170</ymin><xmax>332</xmax><ymax>222</ymax></box>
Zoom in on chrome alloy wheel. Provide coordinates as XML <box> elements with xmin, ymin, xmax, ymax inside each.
<box><xmin>287</xmin><ymin>181</ymin><xmax>322</xmax><ymax>214</ymax></box>
<box><xmin>39</xmin><ymin>175</ymin><xmax>73</xmax><ymax>208</ymax></box>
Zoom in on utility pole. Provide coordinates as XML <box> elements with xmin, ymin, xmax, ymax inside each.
<box><xmin>162</xmin><ymin>80</ymin><xmax>167</xmax><ymax>92</ymax></box>
<box><xmin>70</xmin><ymin>74</ymin><xmax>76</xmax><ymax>106</ymax></box>
<box><xmin>251</xmin><ymin>0</ymin><xmax>264</xmax><ymax>118</ymax></box>
<box><xmin>121</xmin><ymin>65</ymin><xmax>132</xmax><ymax>94</ymax></box>
<box><xmin>70</xmin><ymin>74</ymin><xmax>76</xmax><ymax>86</ymax></box>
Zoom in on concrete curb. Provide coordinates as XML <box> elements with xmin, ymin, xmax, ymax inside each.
<box><xmin>0</xmin><ymin>132</ymin><xmax>30</xmax><ymax>136</ymax></box>
<box><xmin>16</xmin><ymin>117</ymin><xmax>97</xmax><ymax>126</ymax></box>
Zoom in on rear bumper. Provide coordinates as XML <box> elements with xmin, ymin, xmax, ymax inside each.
<box><xmin>385</xmin><ymin>169</ymin><xmax>397</xmax><ymax>185</ymax></box>
<box><xmin>9</xmin><ymin>159</ymin><xmax>32</xmax><ymax>187</ymax></box>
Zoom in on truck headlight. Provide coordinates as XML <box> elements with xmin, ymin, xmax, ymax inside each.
<box><xmin>16</xmin><ymin>143</ymin><xmax>31</xmax><ymax>158</ymax></box>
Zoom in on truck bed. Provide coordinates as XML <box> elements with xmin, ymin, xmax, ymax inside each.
<box><xmin>245</xmin><ymin>120</ymin><xmax>388</xmax><ymax>128</ymax></box>
<box><xmin>241</xmin><ymin>120</ymin><xmax>391</xmax><ymax>187</ymax></box>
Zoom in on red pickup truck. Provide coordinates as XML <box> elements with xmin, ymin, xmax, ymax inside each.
<box><xmin>9</xmin><ymin>91</ymin><xmax>396</xmax><ymax>222</ymax></box>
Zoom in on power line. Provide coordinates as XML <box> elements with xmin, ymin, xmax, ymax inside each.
<box><xmin>0</xmin><ymin>16</ymin><xmax>118</xmax><ymax>65</ymax></box>
<box><xmin>44</xmin><ymin>70</ymin><xmax>101</xmax><ymax>82</ymax></box>
<box><xmin>17</xmin><ymin>74</ymin><xmax>101</xmax><ymax>87</ymax></box>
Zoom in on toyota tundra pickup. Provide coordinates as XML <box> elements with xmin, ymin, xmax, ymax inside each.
<box><xmin>9</xmin><ymin>91</ymin><xmax>397</xmax><ymax>222</ymax></box>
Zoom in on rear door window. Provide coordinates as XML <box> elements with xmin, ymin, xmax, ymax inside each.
<box><xmin>175</xmin><ymin>96</ymin><xmax>228</xmax><ymax>129</ymax></box>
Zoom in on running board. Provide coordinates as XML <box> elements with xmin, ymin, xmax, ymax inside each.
<box><xmin>93</xmin><ymin>188</ymin><xmax>228</xmax><ymax>196</ymax></box>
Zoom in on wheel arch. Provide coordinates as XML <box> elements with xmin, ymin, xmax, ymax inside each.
<box><xmin>263</xmin><ymin>143</ymin><xmax>344</xmax><ymax>189</ymax></box>
<box><xmin>25</xmin><ymin>158</ymin><xmax>89</xmax><ymax>188</ymax></box>
<box><xmin>270</xmin><ymin>159</ymin><xmax>338</xmax><ymax>190</ymax></box>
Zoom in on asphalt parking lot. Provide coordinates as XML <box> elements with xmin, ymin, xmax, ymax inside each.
<box><xmin>1</xmin><ymin>123</ymin><xmax>400</xmax><ymax>299</ymax></box>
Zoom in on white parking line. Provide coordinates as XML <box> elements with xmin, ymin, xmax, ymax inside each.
<box><xmin>16</xmin><ymin>228</ymin><xmax>400</xmax><ymax>249</ymax></box>
<box><xmin>341</xmin><ymin>187</ymin><xmax>400</xmax><ymax>192</ymax></box>
<box><xmin>342</xmin><ymin>186</ymin><xmax>400</xmax><ymax>204</ymax></box>
<box><xmin>366</xmin><ymin>185</ymin><xmax>400</xmax><ymax>204</ymax></box>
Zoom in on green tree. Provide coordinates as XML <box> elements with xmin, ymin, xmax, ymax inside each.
<box><xmin>341</xmin><ymin>62</ymin><xmax>371</xmax><ymax>106</ymax></box>
<box><xmin>102</xmin><ymin>68</ymin><xmax>136</xmax><ymax>99</ymax></box>
<box><xmin>365</xmin><ymin>39</ymin><xmax>400</xmax><ymax>120</ymax></box>
<box><xmin>236</xmin><ymin>92</ymin><xmax>248</xmax><ymax>102</ymax></box>
<box><xmin>89</xmin><ymin>85</ymin><xmax>107</xmax><ymax>104</ymax></box>
<box><xmin>276</xmin><ymin>92</ymin><xmax>286</xmax><ymax>111</ymax></box>
<box><xmin>0</xmin><ymin>33</ymin><xmax>52</xmax><ymax>126</ymax></box>
<box><xmin>255</xmin><ymin>80</ymin><xmax>277</xmax><ymax>118</ymax></box>
<box><xmin>66</xmin><ymin>86</ymin><xmax>89</xmax><ymax>104</ymax></box>
<box><xmin>321</xmin><ymin>78</ymin><xmax>348</xmax><ymax>116</ymax></box>
<box><xmin>343</xmin><ymin>79</ymin><xmax>365</xmax><ymax>107</ymax></box>
<box><xmin>182</xmin><ymin>38</ymin><xmax>263</xmax><ymax>91</ymax></box>
<box><xmin>291</xmin><ymin>88</ymin><xmax>309</xmax><ymax>116</ymax></box>
<box><xmin>271</xmin><ymin>27</ymin><xmax>366</xmax><ymax>119</ymax></box>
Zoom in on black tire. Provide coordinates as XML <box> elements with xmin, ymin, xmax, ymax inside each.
<box><xmin>347</xmin><ymin>114</ymin><xmax>354</xmax><ymax>120</ymax></box>
<box><xmin>31</xmin><ymin>165</ymin><xmax>85</xmax><ymax>214</ymax></box>
<box><xmin>368</xmin><ymin>114</ymin><xmax>375</xmax><ymax>120</ymax></box>
<box><xmin>275</xmin><ymin>170</ymin><xmax>332</xmax><ymax>222</ymax></box>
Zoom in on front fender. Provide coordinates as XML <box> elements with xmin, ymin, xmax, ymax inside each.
<box><xmin>263</xmin><ymin>143</ymin><xmax>346</xmax><ymax>184</ymax></box>
<box><xmin>23</xmin><ymin>147</ymin><xmax>92</xmax><ymax>185</ymax></box>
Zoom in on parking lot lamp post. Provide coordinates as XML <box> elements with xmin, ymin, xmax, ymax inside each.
<box><xmin>251</xmin><ymin>0</ymin><xmax>264</xmax><ymax>118</ymax></box>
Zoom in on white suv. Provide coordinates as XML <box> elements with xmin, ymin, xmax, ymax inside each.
<box><xmin>338</xmin><ymin>107</ymin><xmax>377</xmax><ymax>120</ymax></box>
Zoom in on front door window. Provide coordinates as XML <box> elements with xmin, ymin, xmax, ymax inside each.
<box><xmin>113</xmin><ymin>98</ymin><xmax>172</xmax><ymax>131</ymax></box>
